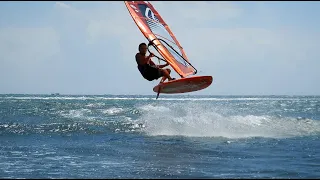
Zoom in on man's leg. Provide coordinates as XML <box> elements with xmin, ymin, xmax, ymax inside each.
<box><xmin>160</xmin><ymin>68</ymin><xmax>174</xmax><ymax>82</ymax></box>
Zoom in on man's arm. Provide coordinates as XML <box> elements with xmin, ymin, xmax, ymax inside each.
<box><xmin>157</xmin><ymin>62</ymin><xmax>169</xmax><ymax>68</ymax></box>
<box><xmin>146</xmin><ymin>53</ymin><xmax>157</xmax><ymax>66</ymax></box>
<box><xmin>148</xmin><ymin>59</ymin><xmax>156</xmax><ymax>66</ymax></box>
<box><xmin>136</xmin><ymin>53</ymin><xmax>151</xmax><ymax>65</ymax></box>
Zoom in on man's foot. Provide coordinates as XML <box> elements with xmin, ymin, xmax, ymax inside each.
<box><xmin>169</xmin><ymin>78</ymin><xmax>176</xmax><ymax>81</ymax></box>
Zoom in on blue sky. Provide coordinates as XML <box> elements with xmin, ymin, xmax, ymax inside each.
<box><xmin>0</xmin><ymin>1</ymin><xmax>319</xmax><ymax>95</ymax></box>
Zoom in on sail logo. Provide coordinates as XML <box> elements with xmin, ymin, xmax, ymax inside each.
<box><xmin>145</xmin><ymin>7</ymin><xmax>159</xmax><ymax>22</ymax></box>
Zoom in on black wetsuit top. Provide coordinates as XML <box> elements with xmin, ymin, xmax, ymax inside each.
<box><xmin>135</xmin><ymin>53</ymin><xmax>162</xmax><ymax>81</ymax></box>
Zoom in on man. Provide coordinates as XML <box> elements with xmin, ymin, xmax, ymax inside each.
<box><xmin>135</xmin><ymin>42</ymin><xmax>175</xmax><ymax>82</ymax></box>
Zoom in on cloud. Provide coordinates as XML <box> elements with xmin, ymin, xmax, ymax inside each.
<box><xmin>55</xmin><ymin>2</ymin><xmax>71</xmax><ymax>9</ymax></box>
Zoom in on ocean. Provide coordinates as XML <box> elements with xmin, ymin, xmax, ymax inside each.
<box><xmin>0</xmin><ymin>94</ymin><xmax>319</xmax><ymax>178</ymax></box>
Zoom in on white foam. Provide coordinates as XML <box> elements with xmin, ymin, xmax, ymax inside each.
<box><xmin>86</xmin><ymin>102</ymin><xmax>105</xmax><ymax>108</ymax></box>
<box><xmin>137</xmin><ymin>104</ymin><xmax>320</xmax><ymax>139</ymax></box>
<box><xmin>102</xmin><ymin>107</ymin><xmax>123</xmax><ymax>115</ymax></box>
<box><xmin>60</xmin><ymin>109</ymin><xmax>91</xmax><ymax>119</ymax></box>
<box><xmin>139</xmin><ymin>104</ymin><xmax>171</xmax><ymax>112</ymax></box>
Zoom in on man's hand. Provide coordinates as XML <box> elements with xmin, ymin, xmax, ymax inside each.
<box><xmin>149</xmin><ymin>53</ymin><xmax>155</xmax><ymax>57</ymax></box>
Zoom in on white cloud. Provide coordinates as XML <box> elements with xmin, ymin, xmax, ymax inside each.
<box><xmin>55</xmin><ymin>2</ymin><xmax>71</xmax><ymax>9</ymax></box>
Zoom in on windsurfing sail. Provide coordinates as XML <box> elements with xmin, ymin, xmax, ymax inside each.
<box><xmin>124</xmin><ymin>1</ymin><xmax>197</xmax><ymax>78</ymax></box>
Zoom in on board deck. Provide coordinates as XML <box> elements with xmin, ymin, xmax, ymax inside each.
<box><xmin>153</xmin><ymin>76</ymin><xmax>213</xmax><ymax>94</ymax></box>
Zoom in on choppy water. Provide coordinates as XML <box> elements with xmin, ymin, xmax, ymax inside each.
<box><xmin>1</xmin><ymin>94</ymin><xmax>319</xmax><ymax>178</ymax></box>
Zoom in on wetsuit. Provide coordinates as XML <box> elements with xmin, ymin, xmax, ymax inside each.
<box><xmin>136</xmin><ymin>53</ymin><xmax>163</xmax><ymax>81</ymax></box>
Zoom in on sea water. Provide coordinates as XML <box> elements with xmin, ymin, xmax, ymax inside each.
<box><xmin>0</xmin><ymin>94</ymin><xmax>319</xmax><ymax>178</ymax></box>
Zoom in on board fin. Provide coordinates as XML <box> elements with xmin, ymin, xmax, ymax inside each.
<box><xmin>156</xmin><ymin>88</ymin><xmax>161</xmax><ymax>99</ymax></box>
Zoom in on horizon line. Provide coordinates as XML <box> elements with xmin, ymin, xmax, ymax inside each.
<box><xmin>0</xmin><ymin>93</ymin><xmax>319</xmax><ymax>97</ymax></box>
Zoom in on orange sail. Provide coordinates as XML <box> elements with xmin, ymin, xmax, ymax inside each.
<box><xmin>124</xmin><ymin>1</ymin><xmax>197</xmax><ymax>78</ymax></box>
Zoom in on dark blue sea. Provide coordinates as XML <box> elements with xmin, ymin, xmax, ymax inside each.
<box><xmin>0</xmin><ymin>94</ymin><xmax>319</xmax><ymax>178</ymax></box>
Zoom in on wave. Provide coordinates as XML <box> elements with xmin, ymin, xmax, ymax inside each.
<box><xmin>136</xmin><ymin>104</ymin><xmax>320</xmax><ymax>139</ymax></box>
<box><xmin>1</xmin><ymin>97</ymin><xmax>319</xmax><ymax>139</ymax></box>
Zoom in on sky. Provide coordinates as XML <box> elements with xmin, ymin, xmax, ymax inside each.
<box><xmin>0</xmin><ymin>1</ymin><xmax>319</xmax><ymax>95</ymax></box>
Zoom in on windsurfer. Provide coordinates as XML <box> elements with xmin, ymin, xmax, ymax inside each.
<box><xmin>135</xmin><ymin>43</ymin><xmax>175</xmax><ymax>82</ymax></box>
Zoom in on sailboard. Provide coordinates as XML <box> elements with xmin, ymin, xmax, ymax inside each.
<box><xmin>124</xmin><ymin>1</ymin><xmax>213</xmax><ymax>98</ymax></box>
